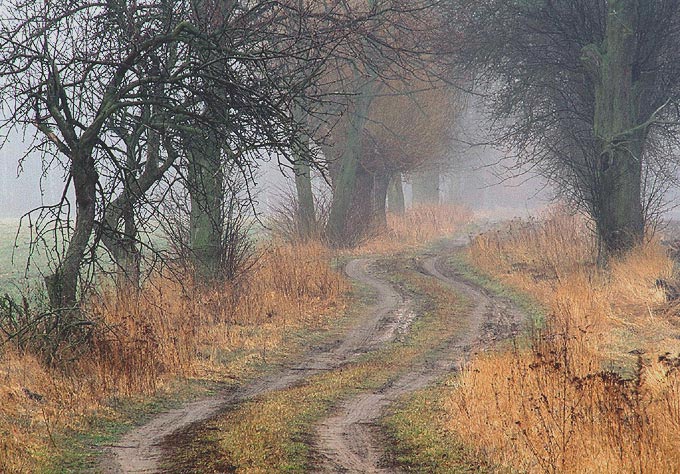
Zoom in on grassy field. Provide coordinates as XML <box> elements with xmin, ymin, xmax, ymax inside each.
<box><xmin>0</xmin><ymin>218</ymin><xmax>48</xmax><ymax>295</ymax></box>
<box><xmin>0</xmin><ymin>205</ymin><xmax>476</xmax><ymax>473</ymax></box>
<box><xmin>436</xmin><ymin>211</ymin><xmax>680</xmax><ymax>473</ymax></box>
<box><xmin>0</xmin><ymin>240</ymin><xmax>349</xmax><ymax>473</ymax></box>
<box><xmin>162</xmin><ymin>252</ymin><xmax>484</xmax><ymax>473</ymax></box>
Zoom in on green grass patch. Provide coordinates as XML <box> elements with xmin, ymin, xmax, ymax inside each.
<box><xmin>382</xmin><ymin>383</ymin><xmax>490</xmax><ymax>473</ymax></box>
<box><xmin>446</xmin><ymin>251</ymin><xmax>546</xmax><ymax>328</ymax></box>
<box><xmin>162</xmin><ymin>252</ymin><xmax>483</xmax><ymax>473</ymax></box>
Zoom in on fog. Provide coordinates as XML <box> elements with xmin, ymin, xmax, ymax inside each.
<box><xmin>255</xmin><ymin>155</ymin><xmax>550</xmax><ymax>221</ymax></box>
<box><xmin>0</xmin><ymin>133</ymin><xmax>66</xmax><ymax>218</ymax></box>
<box><xmin>0</xmin><ymin>132</ymin><xmax>551</xmax><ymax>222</ymax></box>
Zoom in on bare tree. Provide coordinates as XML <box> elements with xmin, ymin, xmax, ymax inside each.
<box><xmin>320</xmin><ymin>0</ymin><xmax>451</xmax><ymax>246</ymax></box>
<box><xmin>0</xmin><ymin>1</ymin><xmax>207</xmax><ymax>309</ymax></box>
<box><xmin>368</xmin><ymin>82</ymin><xmax>459</xmax><ymax>214</ymax></box>
<box><xmin>445</xmin><ymin>0</ymin><xmax>680</xmax><ymax>257</ymax></box>
<box><xmin>0</xmin><ymin>0</ymin><xmax>347</xmax><ymax>309</ymax></box>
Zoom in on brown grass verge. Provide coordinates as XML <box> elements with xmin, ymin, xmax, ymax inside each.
<box><xmin>355</xmin><ymin>204</ymin><xmax>472</xmax><ymax>254</ymax></box>
<box><xmin>0</xmin><ymin>204</ymin><xmax>472</xmax><ymax>473</ymax></box>
<box><xmin>444</xmin><ymin>209</ymin><xmax>680</xmax><ymax>473</ymax></box>
<box><xmin>0</xmin><ymin>242</ymin><xmax>347</xmax><ymax>473</ymax></box>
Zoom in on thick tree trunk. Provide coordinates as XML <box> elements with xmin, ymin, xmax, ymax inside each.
<box><xmin>349</xmin><ymin>164</ymin><xmax>375</xmax><ymax>243</ymax></box>
<box><xmin>327</xmin><ymin>76</ymin><xmax>375</xmax><ymax>247</ymax></box>
<box><xmin>294</xmin><ymin>141</ymin><xmax>316</xmax><ymax>240</ymax></box>
<box><xmin>412</xmin><ymin>168</ymin><xmax>440</xmax><ymax>206</ymax></box>
<box><xmin>45</xmin><ymin>153</ymin><xmax>97</xmax><ymax>310</ymax></box>
<box><xmin>592</xmin><ymin>0</ymin><xmax>644</xmax><ymax>256</ymax></box>
<box><xmin>373</xmin><ymin>172</ymin><xmax>390</xmax><ymax>228</ymax></box>
<box><xmin>187</xmin><ymin>130</ymin><xmax>224</xmax><ymax>283</ymax></box>
<box><xmin>387</xmin><ymin>173</ymin><xmax>405</xmax><ymax>215</ymax></box>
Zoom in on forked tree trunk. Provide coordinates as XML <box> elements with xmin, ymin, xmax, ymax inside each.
<box><xmin>327</xmin><ymin>75</ymin><xmax>376</xmax><ymax>247</ymax></box>
<box><xmin>590</xmin><ymin>0</ymin><xmax>645</xmax><ymax>257</ymax></box>
<box><xmin>45</xmin><ymin>152</ymin><xmax>97</xmax><ymax>311</ymax></box>
<box><xmin>101</xmin><ymin>124</ymin><xmax>178</xmax><ymax>291</ymax></box>
<box><xmin>387</xmin><ymin>173</ymin><xmax>405</xmax><ymax>215</ymax></box>
<box><xmin>102</xmin><ymin>155</ymin><xmax>143</xmax><ymax>291</ymax></box>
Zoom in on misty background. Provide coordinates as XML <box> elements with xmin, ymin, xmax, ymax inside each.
<box><xmin>1</xmin><ymin>129</ymin><xmax>552</xmax><ymax>221</ymax></box>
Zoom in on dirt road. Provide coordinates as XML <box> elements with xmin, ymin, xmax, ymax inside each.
<box><xmin>312</xmin><ymin>253</ymin><xmax>525</xmax><ymax>473</ymax></box>
<box><xmin>102</xmin><ymin>247</ymin><xmax>525</xmax><ymax>473</ymax></box>
<box><xmin>102</xmin><ymin>258</ymin><xmax>412</xmax><ymax>473</ymax></box>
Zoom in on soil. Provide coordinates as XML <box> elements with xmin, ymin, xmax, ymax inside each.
<box><xmin>311</xmin><ymin>250</ymin><xmax>525</xmax><ymax>473</ymax></box>
<box><xmin>100</xmin><ymin>257</ymin><xmax>411</xmax><ymax>473</ymax></box>
<box><xmin>101</xmin><ymin>244</ymin><xmax>526</xmax><ymax>473</ymax></box>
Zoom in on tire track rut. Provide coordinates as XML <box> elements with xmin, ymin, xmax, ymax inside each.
<box><xmin>312</xmin><ymin>252</ymin><xmax>525</xmax><ymax>474</ymax></box>
<box><xmin>101</xmin><ymin>258</ymin><xmax>410</xmax><ymax>473</ymax></box>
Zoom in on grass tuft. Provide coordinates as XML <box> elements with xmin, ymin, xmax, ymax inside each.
<box><xmin>356</xmin><ymin>205</ymin><xmax>472</xmax><ymax>254</ymax></box>
<box><xmin>0</xmin><ymin>241</ymin><xmax>347</xmax><ymax>473</ymax></box>
<box><xmin>443</xmin><ymin>209</ymin><xmax>680</xmax><ymax>473</ymax></box>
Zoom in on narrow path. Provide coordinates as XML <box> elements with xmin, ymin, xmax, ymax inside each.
<box><xmin>101</xmin><ymin>258</ymin><xmax>410</xmax><ymax>473</ymax></box>
<box><xmin>312</xmin><ymin>253</ymin><xmax>525</xmax><ymax>474</ymax></box>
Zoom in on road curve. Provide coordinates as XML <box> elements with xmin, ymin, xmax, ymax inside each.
<box><xmin>312</xmin><ymin>253</ymin><xmax>525</xmax><ymax>473</ymax></box>
<box><xmin>100</xmin><ymin>257</ymin><xmax>409</xmax><ymax>474</ymax></box>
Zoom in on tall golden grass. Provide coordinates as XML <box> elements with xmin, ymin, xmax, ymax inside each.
<box><xmin>446</xmin><ymin>209</ymin><xmax>680</xmax><ymax>473</ymax></box>
<box><xmin>0</xmin><ymin>241</ymin><xmax>347</xmax><ymax>473</ymax></box>
<box><xmin>0</xmin><ymin>204</ymin><xmax>471</xmax><ymax>472</ymax></box>
<box><xmin>357</xmin><ymin>204</ymin><xmax>472</xmax><ymax>253</ymax></box>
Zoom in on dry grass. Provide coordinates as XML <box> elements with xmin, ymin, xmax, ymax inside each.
<box><xmin>356</xmin><ymin>204</ymin><xmax>472</xmax><ymax>254</ymax></box>
<box><xmin>0</xmin><ymin>242</ymin><xmax>347</xmax><ymax>473</ymax></box>
<box><xmin>445</xmin><ymin>209</ymin><xmax>680</xmax><ymax>473</ymax></box>
<box><xmin>164</xmin><ymin>254</ymin><xmax>472</xmax><ymax>473</ymax></box>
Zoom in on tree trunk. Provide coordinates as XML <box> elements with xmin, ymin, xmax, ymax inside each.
<box><xmin>387</xmin><ymin>173</ymin><xmax>405</xmax><ymax>215</ymax></box>
<box><xmin>373</xmin><ymin>172</ymin><xmax>390</xmax><ymax>228</ymax></box>
<box><xmin>294</xmin><ymin>134</ymin><xmax>316</xmax><ymax>239</ymax></box>
<box><xmin>292</xmin><ymin>105</ymin><xmax>316</xmax><ymax>239</ymax></box>
<box><xmin>100</xmin><ymin>123</ymin><xmax>172</xmax><ymax>290</ymax></box>
<box><xmin>349</xmin><ymin>164</ymin><xmax>375</xmax><ymax>243</ymax></box>
<box><xmin>187</xmin><ymin>130</ymin><xmax>224</xmax><ymax>283</ymax></box>
<box><xmin>327</xmin><ymin>75</ymin><xmax>375</xmax><ymax>247</ymax></box>
<box><xmin>45</xmin><ymin>152</ymin><xmax>97</xmax><ymax>311</ymax></box>
<box><xmin>592</xmin><ymin>0</ymin><xmax>644</xmax><ymax>256</ymax></box>
<box><xmin>412</xmin><ymin>168</ymin><xmax>440</xmax><ymax>206</ymax></box>
<box><xmin>102</xmin><ymin>198</ymin><xmax>141</xmax><ymax>292</ymax></box>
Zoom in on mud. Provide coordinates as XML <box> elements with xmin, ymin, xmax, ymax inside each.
<box><xmin>311</xmin><ymin>252</ymin><xmax>525</xmax><ymax>473</ymax></box>
<box><xmin>101</xmin><ymin>246</ymin><xmax>526</xmax><ymax>474</ymax></box>
<box><xmin>101</xmin><ymin>258</ymin><xmax>411</xmax><ymax>473</ymax></box>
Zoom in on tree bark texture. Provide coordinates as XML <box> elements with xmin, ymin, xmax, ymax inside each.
<box><xmin>591</xmin><ymin>0</ymin><xmax>645</xmax><ymax>256</ymax></box>
<box><xmin>45</xmin><ymin>152</ymin><xmax>97</xmax><ymax>311</ymax></box>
